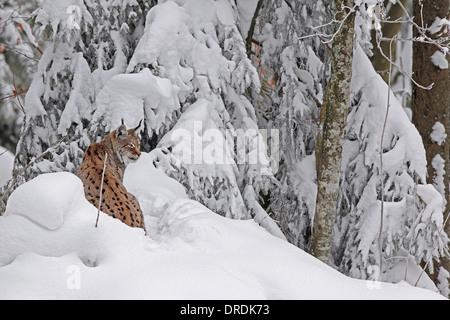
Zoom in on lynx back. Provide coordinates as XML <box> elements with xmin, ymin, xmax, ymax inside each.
<box><xmin>77</xmin><ymin>120</ymin><xmax>146</xmax><ymax>232</ymax></box>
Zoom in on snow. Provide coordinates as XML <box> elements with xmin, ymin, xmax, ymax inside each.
<box><xmin>431</xmin><ymin>154</ymin><xmax>446</xmax><ymax>204</ymax></box>
<box><xmin>0</xmin><ymin>151</ymin><xmax>445</xmax><ymax>300</ymax></box>
<box><xmin>58</xmin><ymin>53</ymin><xmax>94</xmax><ymax>134</ymax></box>
<box><xmin>158</xmin><ymin>98</ymin><xmax>235</xmax><ymax>167</ymax></box>
<box><xmin>0</xmin><ymin>146</ymin><xmax>14</xmax><ymax>187</ymax></box>
<box><xmin>430</xmin><ymin>51</ymin><xmax>449</xmax><ymax>70</ymax></box>
<box><xmin>384</xmin><ymin>250</ymin><xmax>439</xmax><ymax>292</ymax></box>
<box><xmin>416</xmin><ymin>184</ymin><xmax>444</xmax><ymax>226</ymax></box>
<box><xmin>127</xmin><ymin>1</ymin><xmax>197</xmax><ymax>76</ymax></box>
<box><xmin>437</xmin><ymin>267</ymin><xmax>450</xmax><ymax>297</ymax></box>
<box><xmin>2</xmin><ymin>0</ymin><xmax>449</xmax><ymax>300</ymax></box>
<box><xmin>430</xmin><ymin>121</ymin><xmax>447</xmax><ymax>146</ymax></box>
<box><xmin>94</xmin><ymin>68</ymin><xmax>179</xmax><ymax>133</ymax></box>
<box><xmin>214</xmin><ymin>0</ymin><xmax>236</xmax><ymax>27</ymax></box>
<box><xmin>5</xmin><ymin>172</ymin><xmax>84</xmax><ymax>231</ymax></box>
<box><xmin>351</xmin><ymin>45</ymin><xmax>428</xmax><ymax>181</ymax></box>
<box><xmin>336</xmin><ymin>45</ymin><xmax>448</xmax><ymax>280</ymax></box>
<box><xmin>428</xmin><ymin>17</ymin><xmax>450</xmax><ymax>35</ymax></box>
<box><xmin>235</xmin><ymin>0</ymin><xmax>259</xmax><ymax>37</ymax></box>
<box><xmin>34</xmin><ymin>0</ymin><xmax>93</xmax><ymax>36</ymax></box>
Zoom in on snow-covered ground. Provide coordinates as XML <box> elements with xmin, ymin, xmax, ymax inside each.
<box><xmin>0</xmin><ymin>151</ymin><xmax>445</xmax><ymax>300</ymax></box>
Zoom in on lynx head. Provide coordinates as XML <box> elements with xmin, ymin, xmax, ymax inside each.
<box><xmin>111</xmin><ymin>119</ymin><xmax>142</xmax><ymax>165</ymax></box>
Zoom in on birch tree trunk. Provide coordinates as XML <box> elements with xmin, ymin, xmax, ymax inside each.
<box><xmin>411</xmin><ymin>0</ymin><xmax>450</xmax><ymax>296</ymax></box>
<box><xmin>310</xmin><ymin>0</ymin><xmax>355</xmax><ymax>264</ymax></box>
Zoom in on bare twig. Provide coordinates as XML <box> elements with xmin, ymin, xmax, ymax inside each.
<box><xmin>395</xmin><ymin>0</ymin><xmax>449</xmax><ymax>55</ymax></box>
<box><xmin>404</xmin><ymin>177</ymin><xmax>418</xmax><ymax>282</ymax></box>
<box><xmin>375</xmin><ymin>34</ymin><xmax>434</xmax><ymax>90</ymax></box>
<box><xmin>1</xmin><ymin>43</ymin><xmax>40</xmax><ymax>62</ymax></box>
<box><xmin>283</xmin><ymin>0</ymin><xmax>294</xmax><ymax>12</ymax></box>
<box><xmin>95</xmin><ymin>152</ymin><xmax>108</xmax><ymax>228</ymax></box>
<box><xmin>0</xmin><ymin>89</ymin><xmax>27</xmax><ymax>102</ymax></box>
<box><xmin>300</xmin><ymin>1</ymin><xmax>446</xmax><ymax>90</ymax></box>
<box><xmin>297</xmin><ymin>5</ymin><xmax>357</xmax><ymax>45</ymax></box>
<box><xmin>12</xmin><ymin>63</ymin><xmax>26</xmax><ymax>114</ymax></box>
<box><xmin>0</xmin><ymin>149</ymin><xmax>9</xmax><ymax>158</ymax></box>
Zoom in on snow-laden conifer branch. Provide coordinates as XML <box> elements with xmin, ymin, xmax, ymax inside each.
<box><xmin>415</xmin><ymin>213</ymin><xmax>450</xmax><ymax>287</ymax></box>
<box><xmin>0</xmin><ymin>135</ymin><xmax>69</xmax><ymax>209</ymax></box>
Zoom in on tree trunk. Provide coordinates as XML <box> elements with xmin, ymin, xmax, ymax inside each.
<box><xmin>246</xmin><ymin>0</ymin><xmax>264</xmax><ymax>58</ymax></box>
<box><xmin>310</xmin><ymin>0</ymin><xmax>355</xmax><ymax>264</ymax></box>
<box><xmin>412</xmin><ymin>0</ymin><xmax>450</xmax><ymax>296</ymax></box>
<box><xmin>370</xmin><ymin>0</ymin><xmax>410</xmax><ymax>84</ymax></box>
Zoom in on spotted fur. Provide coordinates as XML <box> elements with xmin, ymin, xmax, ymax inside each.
<box><xmin>77</xmin><ymin>121</ymin><xmax>146</xmax><ymax>232</ymax></box>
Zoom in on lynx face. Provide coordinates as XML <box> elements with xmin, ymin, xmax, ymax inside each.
<box><xmin>112</xmin><ymin>121</ymin><xmax>142</xmax><ymax>165</ymax></box>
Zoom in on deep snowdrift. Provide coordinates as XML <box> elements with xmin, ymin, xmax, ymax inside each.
<box><xmin>0</xmin><ymin>152</ymin><xmax>444</xmax><ymax>300</ymax></box>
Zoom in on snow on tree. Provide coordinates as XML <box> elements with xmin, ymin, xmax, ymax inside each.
<box><xmin>109</xmin><ymin>0</ymin><xmax>276</xmax><ymax>228</ymax></box>
<box><xmin>332</xmin><ymin>46</ymin><xmax>449</xmax><ymax>281</ymax></box>
<box><xmin>4</xmin><ymin>0</ymin><xmax>280</xmax><ymax>236</ymax></box>
<box><xmin>1</xmin><ymin>0</ymin><xmax>155</xmax><ymax>209</ymax></box>
<box><xmin>248</xmin><ymin>0</ymin><xmax>448</xmax><ymax>285</ymax></box>
<box><xmin>252</xmin><ymin>0</ymin><xmax>330</xmax><ymax>249</ymax></box>
<box><xmin>2</xmin><ymin>0</ymin><xmax>448</xmax><ymax>295</ymax></box>
<box><xmin>0</xmin><ymin>0</ymin><xmax>38</xmax><ymax>153</ymax></box>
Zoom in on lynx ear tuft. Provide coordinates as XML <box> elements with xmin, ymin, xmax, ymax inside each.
<box><xmin>116</xmin><ymin>123</ymin><xmax>127</xmax><ymax>139</ymax></box>
<box><xmin>132</xmin><ymin>119</ymin><xmax>143</xmax><ymax>133</ymax></box>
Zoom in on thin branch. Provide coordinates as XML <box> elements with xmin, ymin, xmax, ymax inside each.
<box><xmin>297</xmin><ymin>5</ymin><xmax>357</xmax><ymax>45</ymax></box>
<box><xmin>380</xmin><ymin>36</ymin><xmax>450</xmax><ymax>45</ymax></box>
<box><xmin>12</xmin><ymin>63</ymin><xmax>25</xmax><ymax>114</ymax></box>
<box><xmin>404</xmin><ymin>177</ymin><xmax>418</xmax><ymax>282</ymax></box>
<box><xmin>246</xmin><ymin>0</ymin><xmax>264</xmax><ymax>58</ymax></box>
<box><xmin>283</xmin><ymin>0</ymin><xmax>294</xmax><ymax>12</ymax></box>
<box><xmin>0</xmin><ymin>89</ymin><xmax>28</xmax><ymax>102</ymax></box>
<box><xmin>379</xmin><ymin>35</ymin><xmax>396</xmax><ymax>279</ymax></box>
<box><xmin>1</xmin><ymin>43</ymin><xmax>40</xmax><ymax>62</ymax></box>
<box><xmin>395</xmin><ymin>0</ymin><xmax>449</xmax><ymax>54</ymax></box>
<box><xmin>375</xmin><ymin>33</ymin><xmax>434</xmax><ymax>90</ymax></box>
<box><xmin>0</xmin><ymin>149</ymin><xmax>9</xmax><ymax>158</ymax></box>
<box><xmin>95</xmin><ymin>152</ymin><xmax>108</xmax><ymax>228</ymax></box>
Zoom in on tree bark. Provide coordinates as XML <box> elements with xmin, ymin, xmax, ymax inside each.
<box><xmin>411</xmin><ymin>0</ymin><xmax>450</xmax><ymax>296</ymax></box>
<box><xmin>246</xmin><ymin>0</ymin><xmax>264</xmax><ymax>59</ymax></box>
<box><xmin>370</xmin><ymin>0</ymin><xmax>410</xmax><ymax>84</ymax></box>
<box><xmin>310</xmin><ymin>0</ymin><xmax>355</xmax><ymax>264</ymax></box>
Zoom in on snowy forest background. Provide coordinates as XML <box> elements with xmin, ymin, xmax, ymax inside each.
<box><xmin>0</xmin><ymin>0</ymin><xmax>449</xmax><ymax>298</ymax></box>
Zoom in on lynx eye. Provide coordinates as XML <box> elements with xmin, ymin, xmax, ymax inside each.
<box><xmin>128</xmin><ymin>143</ymin><xmax>135</xmax><ymax>148</ymax></box>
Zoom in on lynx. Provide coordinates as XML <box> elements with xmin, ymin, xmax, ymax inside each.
<box><xmin>77</xmin><ymin>120</ymin><xmax>146</xmax><ymax>232</ymax></box>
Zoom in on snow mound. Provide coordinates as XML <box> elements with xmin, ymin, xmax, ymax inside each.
<box><xmin>4</xmin><ymin>172</ymin><xmax>84</xmax><ymax>230</ymax></box>
<box><xmin>0</xmin><ymin>152</ymin><xmax>445</xmax><ymax>299</ymax></box>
